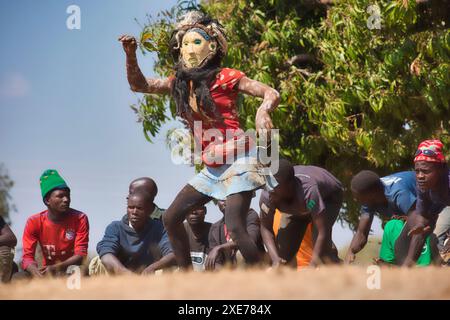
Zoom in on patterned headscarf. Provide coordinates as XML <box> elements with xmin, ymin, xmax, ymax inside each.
<box><xmin>414</xmin><ymin>139</ymin><xmax>446</xmax><ymax>163</ymax></box>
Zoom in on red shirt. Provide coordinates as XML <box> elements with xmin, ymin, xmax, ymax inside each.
<box><xmin>21</xmin><ymin>209</ymin><xmax>89</xmax><ymax>270</ymax></box>
<box><xmin>170</xmin><ymin>68</ymin><xmax>245</xmax><ymax>149</ymax></box>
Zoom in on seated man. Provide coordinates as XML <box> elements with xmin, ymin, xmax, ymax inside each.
<box><xmin>399</xmin><ymin>140</ymin><xmax>450</xmax><ymax>267</ymax></box>
<box><xmin>129</xmin><ymin>177</ymin><xmax>165</xmax><ymax>220</ymax></box>
<box><xmin>346</xmin><ymin>170</ymin><xmax>416</xmax><ymax>263</ymax></box>
<box><xmin>183</xmin><ymin>206</ymin><xmax>211</xmax><ymax>271</ymax></box>
<box><xmin>377</xmin><ymin>216</ymin><xmax>440</xmax><ymax>266</ymax></box>
<box><xmin>260</xmin><ymin>159</ymin><xmax>343</xmax><ymax>267</ymax></box>
<box><xmin>0</xmin><ymin>216</ymin><xmax>17</xmax><ymax>282</ymax></box>
<box><xmin>90</xmin><ymin>192</ymin><xmax>175</xmax><ymax>275</ymax></box>
<box><xmin>206</xmin><ymin>200</ymin><xmax>265</xmax><ymax>271</ymax></box>
<box><xmin>19</xmin><ymin>170</ymin><xmax>89</xmax><ymax>278</ymax></box>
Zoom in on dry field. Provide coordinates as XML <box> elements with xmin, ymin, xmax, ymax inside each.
<box><xmin>1</xmin><ymin>266</ymin><xmax>450</xmax><ymax>300</ymax></box>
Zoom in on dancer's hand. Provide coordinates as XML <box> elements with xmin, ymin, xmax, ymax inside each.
<box><xmin>256</xmin><ymin>108</ymin><xmax>273</xmax><ymax>132</ymax></box>
<box><xmin>118</xmin><ymin>34</ymin><xmax>138</xmax><ymax>55</ymax></box>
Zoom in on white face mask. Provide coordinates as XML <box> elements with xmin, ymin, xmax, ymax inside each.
<box><xmin>180</xmin><ymin>30</ymin><xmax>217</xmax><ymax>69</ymax></box>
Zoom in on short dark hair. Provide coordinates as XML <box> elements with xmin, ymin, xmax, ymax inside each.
<box><xmin>128</xmin><ymin>191</ymin><xmax>154</xmax><ymax>206</ymax></box>
<box><xmin>273</xmin><ymin>158</ymin><xmax>295</xmax><ymax>184</ymax></box>
<box><xmin>129</xmin><ymin>177</ymin><xmax>158</xmax><ymax>199</ymax></box>
<box><xmin>351</xmin><ymin>170</ymin><xmax>383</xmax><ymax>194</ymax></box>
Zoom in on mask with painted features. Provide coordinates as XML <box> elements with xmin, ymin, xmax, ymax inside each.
<box><xmin>180</xmin><ymin>29</ymin><xmax>218</xmax><ymax>69</ymax></box>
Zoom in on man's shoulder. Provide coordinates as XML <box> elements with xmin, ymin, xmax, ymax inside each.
<box><xmin>105</xmin><ymin>220</ymin><xmax>123</xmax><ymax>232</ymax></box>
<box><xmin>67</xmin><ymin>209</ymin><xmax>89</xmax><ymax>221</ymax></box>
<box><xmin>26</xmin><ymin>210</ymin><xmax>48</xmax><ymax>224</ymax></box>
<box><xmin>382</xmin><ymin>171</ymin><xmax>416</xmax><ymax>187</ymax></box>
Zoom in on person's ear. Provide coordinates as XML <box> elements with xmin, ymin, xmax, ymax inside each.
<box><xmin>209</xmin><ymin>41</ymin><xmax>217</xmax><ymax>54</ymax></box>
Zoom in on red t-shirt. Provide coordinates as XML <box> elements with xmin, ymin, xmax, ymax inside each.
<box><xmin>21</xmin><ymin>209</ymin><xmax>89</xmax><ymax>270</ymax></box>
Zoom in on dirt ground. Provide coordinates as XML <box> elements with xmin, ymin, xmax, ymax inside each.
<box><xmin>1</xmin><ymin>266</ymin><xmax>450</xmax><ymax>300</ymax></box>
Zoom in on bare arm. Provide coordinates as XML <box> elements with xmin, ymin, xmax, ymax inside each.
<box><xmin>142</xmin><ymin>253</ymin><xmax>177</xmax><ymax>274</ymax></box>
<box><xmin>238</xmin><ymin>77</ymin><xmax>280</xmax><ymax>131</ymax></box>
<box><xmin>311</xmin><ymin>212</ymin><xmax>332</xmax><ymax>266</ymax></box>
<box><xmin>259</xmin><ymin>204</ymin><xmax>285</xmax><ymax>266</ymax></box>
<box><xmin>101</xmin><ymin>253</ymin><xmax>132</xmax><ymax>274</ymax></box>
<box><xmin>41</xmin><ymin>255</ymin><xmax>84</xmax><ymax>275</ymax></box>
<box><xmin>0</xmin><ymin>224</ymin><xmax>17</xmax><ymax>248</ymax></box>
<box><xmin>118</xmin><ymin>35</ymin><xmax>172</xmax><ymax>94</ymax></box>
<box><xmin>345</xmin><ymin>214</ymin><xmax>374</xmax><ymax>263</ymax></box>
<box><xmin>403</xmin><ymin>211</ymin><xmax>433</xmax><ymax>267</ymax></box>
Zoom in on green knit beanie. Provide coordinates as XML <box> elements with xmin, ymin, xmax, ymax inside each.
<box><xmin>40</xmin><ymin>169</ymin><xmax>69</xmax><ymax>200</ymax></box>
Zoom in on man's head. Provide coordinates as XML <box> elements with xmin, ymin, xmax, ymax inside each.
<box><xmin>351</xmin><ymin>170</ymin><xmax>386</xmax><ymax>208</ymax></box>
<box><xmin>40</xmin><ymin>169</ymin><xmax>71</xmax><ymax>216</ymax></box>
<box><xmin>127</xmin><ymin>192</ymin><xmax>153</xmax><ymax>232</ymax></box>
<box><xmin>268</xmin><ymin>159</ymin><xmax>296</xmax><ymax>205</ymax></box>
<box><xmin>414</xmin><ymin>139</ymin><xmax>447</xmax><ymax>191</ymax></box>
<box><xmin>129</xmin><ymin>177</ymin><xmax>157</xmax><ymax>203</ymax></box>
<box><xmin>187</xmin><ymin>205</ymin><xmax>207</xmax><ymax>226</ymax></box>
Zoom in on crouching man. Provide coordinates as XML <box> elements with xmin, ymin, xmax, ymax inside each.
<box><xmin>90</xmin><ymin>192</ymin><xmax>176</xmax><ymax>275</ymax></box>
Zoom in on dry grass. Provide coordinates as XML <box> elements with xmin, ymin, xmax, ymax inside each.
<box><xmin>1</xmin><ymin>266</ymin><xmax>450</xmax><ymax>300</ymax></box>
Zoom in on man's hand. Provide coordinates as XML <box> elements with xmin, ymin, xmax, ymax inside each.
<box><xmin>40</xmin><ymin>265</ymin><xmax>57</xmax><ymax>276</ymax></box>
<box><xmin>26</xmin><ymin>264</ymin><xmax>44</xmax><ymax>278</ymax></box>
<box><xmin>407</xmin><ymin>224</ymin><xmax>432</xmax><ymax>236</ymax></box>
<box><xmin>344</xmin><ymin>251</ymin><xmax>356</xmax><ymax>264</ymax></box>
<box><xmin>141</xmin><ymin>265</ymin><xmax>157</xmax><ymax>276</ymax></box>
<box><xmin>271</xmin><ymin>257</ymin><xmax>287</xmax><ymax>268</ymax></box>
<box><xmin>118</xmin><ymin>34</ymin><xmax>138</xmax><ymax>56</ymax></box>
<box><xmin>205</xmin><ymin>247</ymin><xmax>222</xmax><ymax>271</ymax></box>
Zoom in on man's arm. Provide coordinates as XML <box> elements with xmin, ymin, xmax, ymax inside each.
<box><xmin>142</xmin><ymin>253</ymin><xmax>177</xmax><ymax>275</ymax></box>
<box><xmin>142</xmin><ymin>225</ymin><xmax>176</xmax><ymax>274</ymax></box>
<box><xmin>205</xmin><ymin>241</ymin><xmax>237</xmax><ymax>271</ymax></box>
<box><xmin>310</xmin><ymin>211</ymin><xmax>332</xmax><ymax>266</ymax></box>
<box><xmin>345</xmin><ymin>214</ymin><xmax>374</xmax><ymax>263</ymax></box>
<box><xmin>402</xmin><ymin>211</ymin><xmax>433</xmax><ymax>267</ymax></box>
<box><xmin>97</xmin><ymin>223</ymin><xmax>129</xmax><ymax>274</ymax></box>
<box><xmin>40</xmin><ymin>255</ymin><xmax>84</xmax><ymax>275</ymax></box>
<box><xmin>22</xmin><ymin>218</ymin><xmax>42</xmax><ymax>277</ymax></box>
<box><xmin>259</xmin><ymin>201</ymin><xmax>285</xmax><ymax>266</ymax></box>
<box><xmin>101</xmin><ymin>253</ymin><xmax>132</xmax><ymax>274</ymax></box>
<box><xmin>118</xmin><ymin>35</ymin><xmax>172</xmax><ymax>94</ymax></box>
<box><xmin>0</xmin><ymin>223</ymin><xmax>17</xmax><ymax>248</ymax></box>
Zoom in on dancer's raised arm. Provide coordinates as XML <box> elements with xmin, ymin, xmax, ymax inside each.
<box><xmin>118</xmin><ymin>35</ymin><xmax>172</xmax><ymax>94</ymax></box>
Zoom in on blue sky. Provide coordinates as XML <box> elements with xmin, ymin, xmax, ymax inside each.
<box><xmin>0</xmin><ymin>0</ymin><xmax>382</xmax><ymax>260</ymax></box>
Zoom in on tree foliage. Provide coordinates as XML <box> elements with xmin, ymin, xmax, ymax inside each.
<box><xmin>133</xmin><ymin>0</ymin><xmax>450</xmax><ymax>228</ymax></box>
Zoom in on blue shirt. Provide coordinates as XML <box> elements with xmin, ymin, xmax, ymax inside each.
<box><xmin>96</xmin><ymin>215</ymin><xmax>172</xmax><ymax>272</ymax></box>
<box><xmin>361</xmin><ymin>171</ymin><xmax>417</xmax><ymax>218</ymax></box>
<box><xmin>416</xmin><ymin>169</ymin><xmax>450</xmax><ymax>216</ymax></box>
